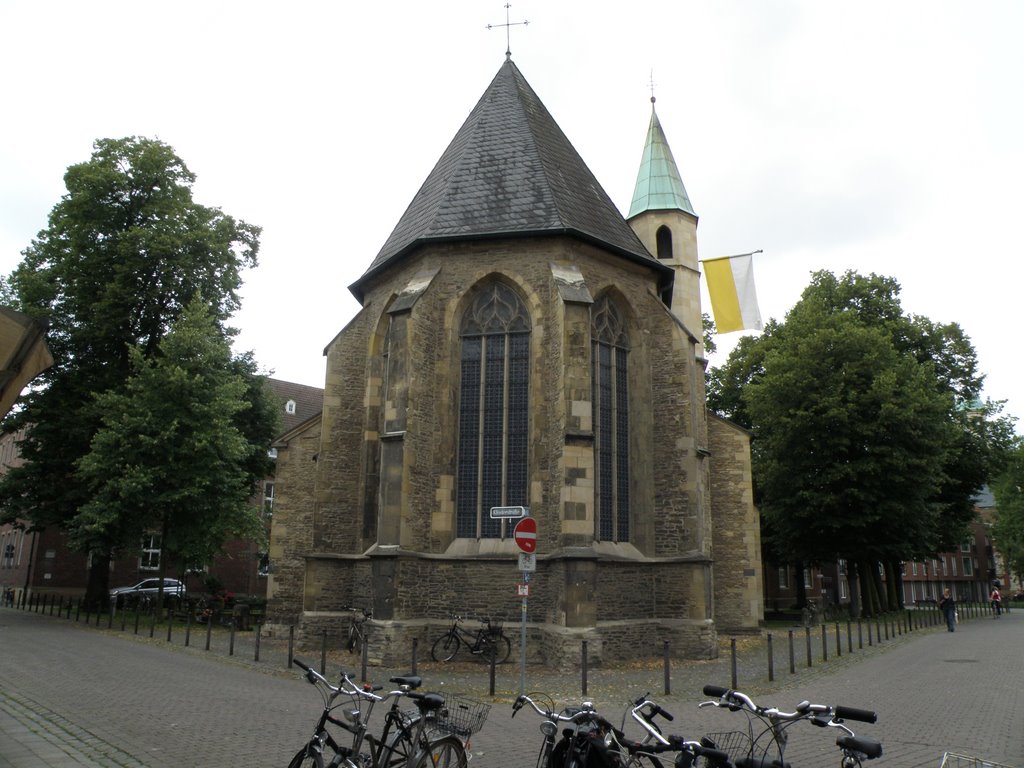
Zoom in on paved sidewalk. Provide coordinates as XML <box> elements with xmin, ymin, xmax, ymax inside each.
<box><xmin>1</xmin><ymin>604</ymin><xmax>1020</xmax><ymax>766</ymax></box>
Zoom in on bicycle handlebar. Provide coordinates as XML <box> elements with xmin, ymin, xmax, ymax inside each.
<box><xmin>701</xmin><ymin>685</ymin><xmax>877</xmax><ymax>724</ymax></box>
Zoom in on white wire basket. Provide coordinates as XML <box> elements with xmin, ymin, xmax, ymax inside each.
<box><xmin>939</xmin><ymin>752</ymin><xmax>1014</xmax><ymax>768</ymax></box>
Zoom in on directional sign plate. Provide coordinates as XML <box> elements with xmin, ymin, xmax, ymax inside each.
<box><xmin>518</xmin><ymin>552</ymin><xmax>536</xmax><ymax>572</ymax></box>
<box><xmin>490</xmin><ymin>505</ymin><xmax>528</xmax><ymax>519</ymax></box>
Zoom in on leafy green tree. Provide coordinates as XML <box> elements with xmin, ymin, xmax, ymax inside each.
<box><xmin>992</xmin><ymin>441</ymin><xmax>1024</xmax><ymax>589</ymax></box>
<box><xmin>72</xmin><ymin>302</ymin><xmax>277</xmax><ymax>595</ymax></box>
<box><xmin>708</xmin><ymin>270</ymin><xmax>1012</xmax><ymax>614</ymax></box>
<box><xmin>0</xmin><ymin>137</ymin><xmax>265</xmax><ymax>606</ymax></box>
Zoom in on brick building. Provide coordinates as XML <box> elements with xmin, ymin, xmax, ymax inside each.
<box><xmin>266</xmin><ymin>56</ymin><xmax>764</xmax><ymax>665</ymax></box>
<box><xmin>0</xmin><ymin>378</ymin><xmax>322</xmax><ymax>605</ymax></box>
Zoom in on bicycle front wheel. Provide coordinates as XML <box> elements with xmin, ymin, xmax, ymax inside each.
<box><xmin>431</xmin><ymin>632</ymin><xmax>461</xmax><ymax>662</ymax></box>
<box><xmin>412</xmin><ymin>735</ymin><xmax>467</xmax><ymax>768</ymax></box>
<box><xmin>286</xmin><ymin>745</ymin><xmax>325</xmax><ymax>768</ymax></box>
<box><xmin>623</xmin><ymin>755</ymin><xmax>663</xmax><ymax>768</ymax></box>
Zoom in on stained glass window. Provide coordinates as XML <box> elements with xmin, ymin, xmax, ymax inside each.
<box><xmin>457</xmin><ymin>283</ymin><xmax>530</xmax><ymax>538</ymax></box>
<box><xmin>591</xmin><ymin>295</ymin><xmax>630</xmax><ymax>542</ymax></box>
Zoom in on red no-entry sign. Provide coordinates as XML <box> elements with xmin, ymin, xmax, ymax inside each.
<box><xmin>513</xmin><ymin>517</ymin><xmax>537</xmax><ymax>553</ymax></box>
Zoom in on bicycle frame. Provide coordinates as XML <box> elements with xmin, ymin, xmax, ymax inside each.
<box><xmin>290</xmin><ymin>658</ymin><xmax>447</xmax><ymax>768</ymax></box>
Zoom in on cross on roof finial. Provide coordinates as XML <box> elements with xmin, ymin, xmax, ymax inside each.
<box><xmin>487</xmin><ymin>2</ymin><xmax>529</xmax><ymax>58</ymax></box>
<box><xmin>649</xmin><ymin>70</ymin><xmax>657</xmax><ymax>105</ymax></box>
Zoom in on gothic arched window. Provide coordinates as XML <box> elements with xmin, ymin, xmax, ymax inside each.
<box><xmin>591</xmin><ymin>295</ymin><xmax>630</xmax><ymax>542</ymax></box>
<box><xmin>656</xmin><ymin>225</ymin><xmax>673</xmax><ymax>260</ymax></box>
<box><xmin>456</xmin><ymin>282</ymin><xmax>531</xmax><ymax>538</ymax></box>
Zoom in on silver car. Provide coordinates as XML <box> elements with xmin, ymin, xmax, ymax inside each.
<box><xmin>109</xmin><ymin>577</ymin><xmax>185</xmax><ymax>607</ymax></box>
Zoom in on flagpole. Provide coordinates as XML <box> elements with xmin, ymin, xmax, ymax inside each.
<box><xmin>699</xmin><ymin>249</ymin><xmax>762</xmax><ymax>264</ymax></box>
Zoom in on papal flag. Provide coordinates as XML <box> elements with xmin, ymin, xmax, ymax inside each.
<box><xmin>702</xmin><ymin>251</ymin><xmax>763</xmax><ymax>334</ymax></box>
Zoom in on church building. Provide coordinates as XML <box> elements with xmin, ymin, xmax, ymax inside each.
<box><xmin>266</xmin><ymin>56</ymin><xmax>763</xmax><ymax>665</ymax></box>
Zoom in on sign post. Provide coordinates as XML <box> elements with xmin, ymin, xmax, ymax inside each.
<box><xmin>512</xmin><ymin>516</ymin><xmax>537</xmax><ymax>695</ymax></box>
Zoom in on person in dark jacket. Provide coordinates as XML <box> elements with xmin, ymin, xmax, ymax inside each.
<box><xmin>939</xmin><ymin>588</ymin><xmax>956</xmax><ymax>632</ymax></box>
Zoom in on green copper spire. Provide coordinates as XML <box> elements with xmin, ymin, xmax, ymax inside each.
<box><xmin>628</xmin><ymin>99</ymin><xmax>695</xmax><ymax>219</ymax></box>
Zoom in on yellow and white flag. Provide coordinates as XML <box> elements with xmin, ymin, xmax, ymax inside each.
<box><xmin>702</xmin><ymin>252</ymin><xmax>763</xmax><ymax>334</ymax></box>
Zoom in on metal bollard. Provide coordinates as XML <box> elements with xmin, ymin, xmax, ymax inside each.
<box><xmin>730</xmin><ymin>638</ymin><xmax>738</xmax><ymax>689</ymax></box>
<box><xmin>663</xmin><ymin>641</ymin><xmax>671</xmax><ymax>696</ymax></box>
<box><xmin>411</xmin><ymin>637</ymin><xmax>418</xmax><ymax>675</ymax></box>
<box><xmin>229</xmin><ymin>619</ymin><xmax>236</xmax><ymax>656</ymax></box>
<box><xmin>821</xmin><ymin>624</ymin><xmax>828</xmax><ymax>662</ymax></box>
<box><xmin>254</xmin><ymin>621</ymin><xmax>261</xmax><ymax>662</ymax></box>
<box><xmin>581</xmin><ymin>640</ymin><xmax>588</xmax><ymax>697</ymax></box>
<box><xmin>788</xmin><ymin>629</ymin><xmax>795</xmax><ymax>674</ymax></box>
<box><xmin>320</xmin><ymin>630</ymin><xmax>327</xmax><ymax>676</ymax></box>
<box><xmin>767</xmin><ymin>633</ymin><xmax>774</xmax><ymax>682</ymax></box>
<box><xmin>288</xmin><ymin>625</ymin><xmax>295</xmax><ymax>669</ymax></box>
<box><xmin>805</xmin><ymin>626</ymin><xmax>812</xmax><ymax>668</ymax></box>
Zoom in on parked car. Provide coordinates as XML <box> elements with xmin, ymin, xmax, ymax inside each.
<box><xmin>110</xmin><ymin>578</ymin><xmax>186</xmax><ymax>608</ymax></box>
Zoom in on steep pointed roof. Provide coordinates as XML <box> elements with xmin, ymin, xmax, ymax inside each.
<box><xmin>627</xmin><ymin>99</ymin><xmax>695</xmax><ymax>219</ymax></box>
<box><xmin>350</xmin><ymin>58</ymin><xmax>670</xmax><ymax>301</ymax></box>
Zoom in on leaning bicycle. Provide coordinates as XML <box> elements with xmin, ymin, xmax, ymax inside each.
<box><xmin>511</xmin><ymin>693</ymin><xmax>730</xmax><ymax>768</ymax></box>
<box><xmin>430</xmin><ymin>614</ymin><xmax>511</xmax><ymax>663</ymax></box>
<box><xmin>700</xmin><ymin>684</ymin><xmax>882</xmax><ymax>768</ymax></box>
<box><xmin>287</xmin><ymin>657</ymin><xmax>481</xmax><ymax>767</ymax></box>
<box><xmin>344</xmin><ymin>607</ymin><xmax>372</xmax><ymax>654</ymax></box>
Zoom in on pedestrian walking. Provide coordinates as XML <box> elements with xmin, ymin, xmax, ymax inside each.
<box><xmin>939</xmin><ymin>588</ymin><xmax>957</xmax><ymax>632</ymax></box>
<box><xmin>990</xmin><ymin>586</ymin><xmax>1003</xmax><ymax>618</ymax></box>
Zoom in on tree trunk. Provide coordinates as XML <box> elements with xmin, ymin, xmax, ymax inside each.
<box><xmin>859</xmin><ymin>561</ymin><xmax>879</xmax><ymax>616</ymax></box>
<box><xmin>848</xmin><ymin>561</ymin><xmax>862</xmax><ymax>618</ymax></box>
<box><xmin>870</xmin><ymin>563</ymin><xmax>888</xmax><ymax>613</ymax></box>
<box><xmin>84</xmin><ymin>551</ymin><xmax>111</xmax><ymax>611</ymax></box>
<box><xmin>794</xmin><ymin>561</ymin><xmax>807</xmax><ymax>608</ymax></box>
<box><xmin>885</xmin><ymin>560</ymin><xmax>902</xmax><ymax>609</ymax></box>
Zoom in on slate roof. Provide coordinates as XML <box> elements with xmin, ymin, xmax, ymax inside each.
<box><xmin>627</xmin><ymin>101</ymin><xmax>695</xmax><ymax>219</ymax></box>
<box><xmin>350</xmin><ymin>57</ymin><xmax>671</xmax><ymax>302</ymax></box>
<box><xmin>266</xmin><ymin>378</ymin><xmax>324</xmax><ymax>435</ymax></box>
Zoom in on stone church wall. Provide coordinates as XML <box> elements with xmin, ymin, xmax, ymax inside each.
<box><xmin>269</xmin><ymin>235</ymin><xmax>758</xmax><ymax>663</ymax></box>
<box><xmin>708</xmin><ymin>415</ymin><xmax>764</xmax><ymax>633</ymax></box>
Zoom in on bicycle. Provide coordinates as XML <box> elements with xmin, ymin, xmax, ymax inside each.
<box><xmin>511</xmin><ymin>693</ymin><xmax>730</xmax><ymax>768</ymax></box>
<box><xmin>700</xmin><ymin>685</ymin><xmax>882</xmax><ymax>768</ymax></box>
<box><xmin>938</xmin><ymin>752</ymin><xmax>1014</xmax><ymax>767</ymax></box>
<box><xmin>430</xmin><ymin>614</ymin><xmax>511</xmax><ymax>663</ymax></box>
<box><xmin>345</xmin><ymin>607</ymin><xmax>372</xmax><ymax>654</ymax></box>
<box><xmin>288</xmin><ymin>657</ymin><xmax>483</xmax><ymax>767</ymax></box>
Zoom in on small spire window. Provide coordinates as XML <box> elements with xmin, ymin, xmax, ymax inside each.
<box><xmin>656</xmin><ymin>226</ymin><xmax>673</xmax><ymax>260</ymax></box>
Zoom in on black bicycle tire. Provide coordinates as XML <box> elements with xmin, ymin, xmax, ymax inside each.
<box><xmin>346</xmin><ymin>623</ymin><xmax>358</xmax><ymax>653</ymax></box>
<box><xmin>431</xmin><ymin>632</ymin><xmax>460</xmax><ymax>662</ymax></box>
<box><xmin>286</xmin><ymin>745</ymin><xmax>325</xmax><ymax>768</ymax></box>
<box><xmin>383</xmin><ymin>724</ymin><xmax>418</xmax><ymax>768</ymax></box>
<box><xmin>492</xmin><ymin>633</ymin><xmax>512</xmax><ymax>664</ymax></box>
<box><xmin>412</xmin><ymin>735</ymin><xmax>467</xmax><ymax>768</ymax></box>
<box><xmin>625</xmin><ymin>754</ymin><xmax>664</xmax><ymax>768</ymax></box>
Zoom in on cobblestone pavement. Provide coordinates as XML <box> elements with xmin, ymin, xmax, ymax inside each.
<box><xmin>1</xmin><ymin>603</ymin><xmax>1020</xmax><ymax>767</ymax></box>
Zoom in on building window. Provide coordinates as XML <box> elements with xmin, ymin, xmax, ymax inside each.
<box><xmin>952</xmin><ymin>557</ymin><xmax>957</xmax><ymax>576</ymax></box>
<box><xmin>961</xmin><ymin>540</ymin><xmax>972</xmax><ymax>553</ymax></box>
<box><xmin>257</xmin><ymin>551</ymin><xmax>269</xmax><ymax>577</ymax></box>
<box><xmin>592</xmin><ymin>295</ymin><xmax>630</xmax><ymax>543</ymax></box>
<box><xmin>803</xmin><ymin>568</ymin><xmax>812</xmax><ymax>589</ymax></box>
<box><xmin>263</xmin><ymin>481</ymin><xmax>275</xmax><ymax>518</ymax></box>
<box><xmin>778</xmin><ymin>567</ymin><xmax>789</xmax><ymax>589</ymax></box>
<box><xmin>911</xmin><ymin>562</ymin><xmax>918</xmax><ymax>576</ymax></box>
<box><xmin>941</xmin><ymin>557</ymin><xmax>948</xmax><ymax>576</ymax></box>
<box><xmin>655</xmin><ymin>226</ymin><xmax>673</xmax><ymax>260</ymax></box>
<box><xmin>140</xmin><ymin>534</ymin><xmax>161</xmax><ymax>571</ymax></box>
<box><xmin>285</xmin><ymin>399</ymin><xmax>296</xmax><ymax>415</ymax></box>
<box><xmin>456</xmin><ymin>282</ymin><xmax>530</xmax><ymax>539</ymax></box>
<box><xmin>962</xmin><ymin>557</ymin><xmax>973</xmax><ymax>576</ymax></box>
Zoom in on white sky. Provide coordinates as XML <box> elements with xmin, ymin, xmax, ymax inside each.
<box><xmin>2</xmin><ymin>1</ymin><xmax>1021</xmax><ymax>427</ymax></box>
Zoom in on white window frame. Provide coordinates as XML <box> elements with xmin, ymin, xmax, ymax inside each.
<box><xmin>140</xmin><ymin>534</ymin><xmax>161</xmax><ymax>571</ymax></box>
